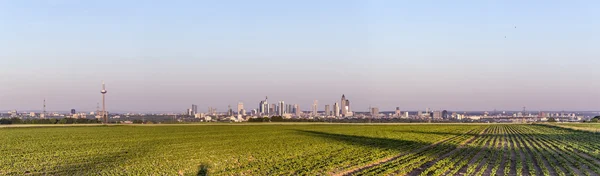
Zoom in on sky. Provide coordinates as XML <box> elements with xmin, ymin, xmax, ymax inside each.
<box><xmin>1</xmin><ymin>0</ymin><xmax>599</xmax><ymax>112</ymax></box>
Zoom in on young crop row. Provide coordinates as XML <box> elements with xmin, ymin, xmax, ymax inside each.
<box><xmin>347</xmin><ymin>124</ymin><xmax>600</xmax><ymax>176</ymax></box>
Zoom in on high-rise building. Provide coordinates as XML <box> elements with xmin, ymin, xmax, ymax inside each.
<box><xmin>333</xmin><ymin>103</ymin><xmax>340</xmax><ymax>117</ymax></box>
<box><xmin>324</xmin><ymin>105</ymin><xmax>331</xmax><ymax>116</ymax></box>
<box><xmin>341</xmin><ymin>95</ymin><xmax>347</xmax><ymax>116</ymax></box>
<box><xmin>340</xmin><ymin>94</ymin><xmax>351</xmax><ymax>117</ymax></box>
<box><xmin>191</xmin><ymin>104</ymin><xmax>198</xmax><ymax>115</ymax></box>
<box><xmin>270</xmin><ymin>104</ymin><xmax>276</xmax><ymax>115</ymax></box>
<box><xmin>187</xmin><ymin>108</ymin><xmax>193</xmax><ymax>116</ymax></box>
<box><xmin>259</xmin><ymin>97</ymin><xmax>269</xmax><ymax>115</ymax></box>
<box><xmin>71</xmin><ymin>109</ymin><xmax>76</xmax><ymax>115</ymax></box>
<box><xmin>312</xmin><ymin>100</ymin><xmax>318</xmax><ymax>116</ymax></box>
<box><xmin>371</xmin><ymin>107</ymin><xmax>379</xmax><ymax>118</ymax></box>
<box><xmin>237</xmin><ymin>102</ymin><xmax>244</xmax><ymax>115</ymax></box>
<box><xmin>442</xmin><ymin>110</ymin><xmax>448</xmax><ymax>119</ymax></box>
<box><xmin>395</xmin><ymin>107</ymin><xmax>401</xmax><ymax>117</ymax></box>
<box><xmin>433</xmin><ymin>111</ymin><xmax>442</xmax><ymax>119</ymax></box>
<box><xmin>294</xmin><ymin>104</ymin><xmax>300</xmax><ymax>116</ymax></box>
<box><xmin>278</xmin><ymin>101</ymin><xmax>285</xmax><ymax>116</ymax></box>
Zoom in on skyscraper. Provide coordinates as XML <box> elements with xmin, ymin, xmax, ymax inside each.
<box><xmin>237</xmin><ymin>102</ymin><xmax>244</xmax><ymax>115</ymax></box>
<box><xmin>312</xmin><ymin>100</ymin><xmax>318</xmax><ymax>116</ymax></box>
<box><xmin>71</xmin><ymin>109</ymin><xmax>76</xmax><ymax>115</ymax></box>
<box><xmin>191</xmin><ymin>104</ymin><xmax>198</xmax><ymax>115</ymax></box>
<box><xmin>340</xmin><ymin>94</ymin><xmax>351</xmax><ymax>117</ymax></box>
<box><xmin>294</xmin><ymin>104</ymin><xmax>300</xmax><ymax>116</ymax></box>
<box><xmin>442</xmin><ymin>110</ymin><xmax>448</xmax><ymax>119</ymax></box>
<box><xmin>341</xmin><ymin>95</ymin><xmax>346</xmax><ymax>116</ymax></box>
<box><xmin>100</xmin><ymin>81</ymin><xmax>108</xmax><ymax>123</ymax></box>
<box><xmin>324</xmin><ymin>105</ymin><xmax>331</xmax><ymax>116</ymax></box>
<box><xmin>269</xmin><ymin>104</ymin><xmax>275</xmax><ymax>115</ymax></box>
<box><xmin>279</xmin><ymin>101</ymin><xmax>285</xmax><ymax>116</ymax></box>
<box><xmin>371</xmin><ymin>107</ymin><xmax>379</xmax><ymax>118</ymax></box>
<box><xmin>395</xmin><ymin>107</ymin><xmax>401</xmax><ymax>117</ymax></box>
<box><xmin>259</xmin><ymin>97</ymin><xmax>269</xmax><ymax>115</ymax></box>
<box><xmin>333</xmin><ymin>103</ymin><xmax>340</xmax><ymax>117</ymax></box>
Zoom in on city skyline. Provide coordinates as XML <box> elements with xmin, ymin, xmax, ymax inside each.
<box><xmin>2</xmin><ymin>90</ymin><xmax>599</xmax><ymax>113</ymax></box>
<box><xmin>2</xmin><ymin>1</ymin><xmax>599</xmax><ymax>111</ymax></box>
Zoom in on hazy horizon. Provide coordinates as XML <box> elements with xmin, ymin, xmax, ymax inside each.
<box><xmin>2</xmin><ymin>0</ymin><xmax>599</xmax><ymax>112</ymax></box>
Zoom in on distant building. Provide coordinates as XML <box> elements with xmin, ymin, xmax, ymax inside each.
<box><xmin>294</xmin><ymin>104</ymin><xmax>300</xmax><ymax>116</ymax></box>
<box><xmin>442</xmin><ymin>110</ymin><xmax>448</xmax><ymax>119</ymax></box>
<box><xmin>70</xmin><ymin>109</ymin><xmax>76</xmax><ymax>115</ymax></box>
<box><xmin>371</xmin><ymin>107</ymin><xmax>379</xmax><ymax>118</ymax></box>
<box><xmin>278</xmin><ymin>101</ymin><xmax>285</xmax><ymax>116</ymax></box>
<box><xmin>237</xmin><ymin>102</ymin><xmax>244</xmax><ymax>115</ymax></box>
<box><xmin>312</xmin><ymin>100</ymin><xmax>318</xmax><ymax>116</ymax></box>
<box><xmin>191</xmin><ymin>104</ymin><xmax>198</xmax><ymax>115</ymax></box>
<box><xmin>333</xmin><ymin>103</ymin><xmax>340</xmax><ymax>117</ymax></box>
<box><xmin>270</xmin><ymin>104</ymin><xmax>276</xmax><ymax>115</ymax></box>
<box><xmin>340</xmin><ymin>95</ymin><xmax>351</xmax><ymax>117</ymax></box>
<box><xmin>325</xmin><ymin>105</ymin><xmax>331</xmax><ymax>116</ymax></box>
<box><xmin>259</xmin><ymin>97</ymin><xmax>269</xmax><ymax>115</ymax></box>
<box><xmin>395</xmin><ymin>107</ymin><xmax>401</xmax><ymax>117</ymax></box>
<box><xmin>433</xmin><ymin>111</ymin><xmax>442</xmax><ymax>119</ymax></box>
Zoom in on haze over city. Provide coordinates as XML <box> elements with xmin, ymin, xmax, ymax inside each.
<box><xmin>2</xmin><ymin>0</ymin><xmax>599</xmax><ymax>112</ymax></box>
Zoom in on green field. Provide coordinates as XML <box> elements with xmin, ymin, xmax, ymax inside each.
<box><xmin>1</xmin><ymin>124</ymin><xmax>600</xmax><ymax>175</ymax></box>
<box><xmin>552</xmin><ymin>123</ymin><xmax>600</xmax><ymax>133</ymax></box>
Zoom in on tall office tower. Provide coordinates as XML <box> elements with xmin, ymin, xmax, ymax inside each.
<box><xmin>325</xmin><ymin>105</ymin><xmax>331</xmax><ymax>116</ymax></box>
<box><xmin>433</xmin><ymin>111</ymin><xmax>442</xmax><ymax>119</ymax></box>
<box><xmin>395</xmin><ymin>107</ymin><xmax>401</xmax><ymax>117</ymax></box>
<box><xmin>312</xmin><ymin>100</ymin><xmax>318</xmax><ymax>116</ymax></box>
<box><xmin>100</xmin><ymin>81</ymin><xmax>108</xmax><ymax>124</ymax></box>
<box><xmin>270</xmin><ymin>104</ymin><xmax>276</xmax><ymax>115</ymax></box>
<box><xmin>371</xmin><ymin>107</ymin><xmax>379</xmax><ymax>118</ymax></box>
<box><xmin>278</xmin><ymin>101</ymin><xmax>285</xmax><ymax>116</ymax></box>
<box><xmin>442</xmin><ymin>110</ymin><xmax>448</xmax><ymax>119</ymax></box>
<box><xmin>187</xmin><ymin>108</ymin><xmax>193</xmax><ymax>116</ymax></box>
<box><xmin>190</xmin><ymin>104</ymin><xmax>198</xmax><ymax>116</ymax></box>
<box><xmin>340</xmin><ymin>94</ymin><xmax>351</xmax><ymax>117</ymax></box>
<box><xmin>237</xmin><ymin>102</ymin><xmax>244</xmax><ymax>115</ymax></box>
<box><xmin>294</xmin><ymin>104</ymin><xmax>300</xmax><ymax>116</ymax></box>
<box><xmin>341</xmin><ymin>94</ymin><xmax>347</xmax><ymax>116</ymax></box>
<box><xmin>333</xmin><ymin>103</ymin><xmax>340</xmax><ymax>117</ymax></box>
<box><xmin>259</xmin><ymin>97</ymin><xmax>269</xmax><ymax>115</ymax></box>
<box><xmin>426</xmin><ymin>108</ymin><xmax>430</xmax><ymax>113</ymax></box>
<box><xmin>227</xmin><ymin>105</ymin><xmax>233</xmax><ymax>116</ymax></box>
<box><xmin>71</xmin><ymin>109</ymin><xmax>76</xmax><ymax>115</ymax></box>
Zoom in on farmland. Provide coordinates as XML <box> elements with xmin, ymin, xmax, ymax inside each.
<box><xmin>552</xmin><ymin>123</ymin><xmax>600</xmax><ymax>133</ymax></box>
<box><xmin>1</xmin><ymin>124</ymin><xmax>599</xmax><ymax>175</ymax></box>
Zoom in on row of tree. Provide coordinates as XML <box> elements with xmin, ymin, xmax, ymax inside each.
<box><xmin>590</xmin><ymin>116</ymin><xmax>600</xmax><ymax>123</ymax></box>
<box><xmin>0</xmin><ymin>118</ymin><xmax>101</xmax><ymax>124</ymax></box>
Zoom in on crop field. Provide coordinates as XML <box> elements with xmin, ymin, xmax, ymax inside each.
<box><xmin>552</xmin><ymin>123</ymin><xmax>600</xmax><ymax>133</ymax></box>
<box><xmin>1</xmin><ymin>124</ymin><xmax>600</xmax><ymax>175</ymax></box>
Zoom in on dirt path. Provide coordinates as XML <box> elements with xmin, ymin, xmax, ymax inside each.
<box><xmin>334</xmin><ymin>129</ymin><xmax>477</xmax><ymax>176</ymax></box>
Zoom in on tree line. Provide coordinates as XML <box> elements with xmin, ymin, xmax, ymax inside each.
<box><xmin>0</xmin><ymin>118</ymin><xmax>101</xmax><ymax>124</ymax></box>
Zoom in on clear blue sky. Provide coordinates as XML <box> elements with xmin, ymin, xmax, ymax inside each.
<box><xmin>1</xmin><ymin>0</ymin><xmax>599</xmax><ymax>112</ymax></box>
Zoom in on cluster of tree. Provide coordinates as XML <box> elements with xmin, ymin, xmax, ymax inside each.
<box><xmin>590</xmin><ymin>116</ymin><xmax>600</xmax><ymax>123</ymax></box>
<box><xmin>0</xmin><ymin>118</ymin><xmax>101</xmax><ymax>124</ymax></box>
